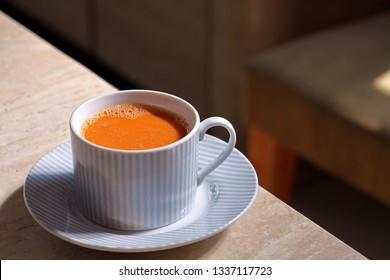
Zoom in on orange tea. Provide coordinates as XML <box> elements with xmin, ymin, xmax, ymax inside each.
<box><xmin>81</xmin><ymin>103</ymin><xmax>189</xmax><ymax>150</ymax></box>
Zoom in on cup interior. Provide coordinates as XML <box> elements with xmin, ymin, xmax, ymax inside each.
<box><xmin>70</xmin><ymin>90</ymin><xmax>199</xmax><ymax>149</ymax></box>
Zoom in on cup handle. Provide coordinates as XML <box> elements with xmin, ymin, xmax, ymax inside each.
<box><xmin>197</xmin><ymin>117</ymin><xmax>236</xmax><ymax>185</ymax></box>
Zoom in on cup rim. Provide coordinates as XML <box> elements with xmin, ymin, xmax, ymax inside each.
<box><xmin>69</xmin><ymin>89</ymin><xmax>200</xmax><ymax>154</ymax></box>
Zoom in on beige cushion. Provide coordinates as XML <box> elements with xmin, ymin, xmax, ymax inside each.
<box><xmin>251</xmin><ymin>11</ymin><xmax>390</xmax><ymax>140</ymax></box>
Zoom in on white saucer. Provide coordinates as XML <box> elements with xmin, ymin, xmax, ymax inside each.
<box><xmin>24</xmin><ymin>135</ymin><xmax>258</xmax><ymax>252</ymax></box>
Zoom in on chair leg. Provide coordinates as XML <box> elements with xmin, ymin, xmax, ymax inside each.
<box><xmin>248</xmin><ymin>125</ymin><xmax>297</xmax><ymax>202</ymax></box>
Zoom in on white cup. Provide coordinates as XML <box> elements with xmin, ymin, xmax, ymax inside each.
<box><xmin>70</xmin><ymin>90</ymin><xmax>236</xmax><ymax>230</ymax></box>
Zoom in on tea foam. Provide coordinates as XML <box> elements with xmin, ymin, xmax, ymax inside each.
<box><xmin>82</xmin><ymin>104</ymin><xmax>188</xmax><ymax>133</ymax></box>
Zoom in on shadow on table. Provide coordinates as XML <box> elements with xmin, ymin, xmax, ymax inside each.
<box><xmin>0</xmin><ymin>187</ymin><xmax>226</xmax><ymax>260</ymax></box>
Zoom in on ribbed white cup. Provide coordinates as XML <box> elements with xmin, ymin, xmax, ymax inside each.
<box><xmin>70</xmin><ymin>90</ymin><xmax>235</xmax><ymax>230</ymax></box>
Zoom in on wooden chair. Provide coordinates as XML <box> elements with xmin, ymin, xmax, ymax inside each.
<box><xmin>247</xmin><ymin>11</ymin><xmax>390</xmax><ymax>206</ymax></box>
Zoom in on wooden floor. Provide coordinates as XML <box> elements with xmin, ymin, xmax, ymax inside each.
<box><xmin>290</xmin><ymin>159</ymin><xmax>390</xmax><ymax>260</ymax></box>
